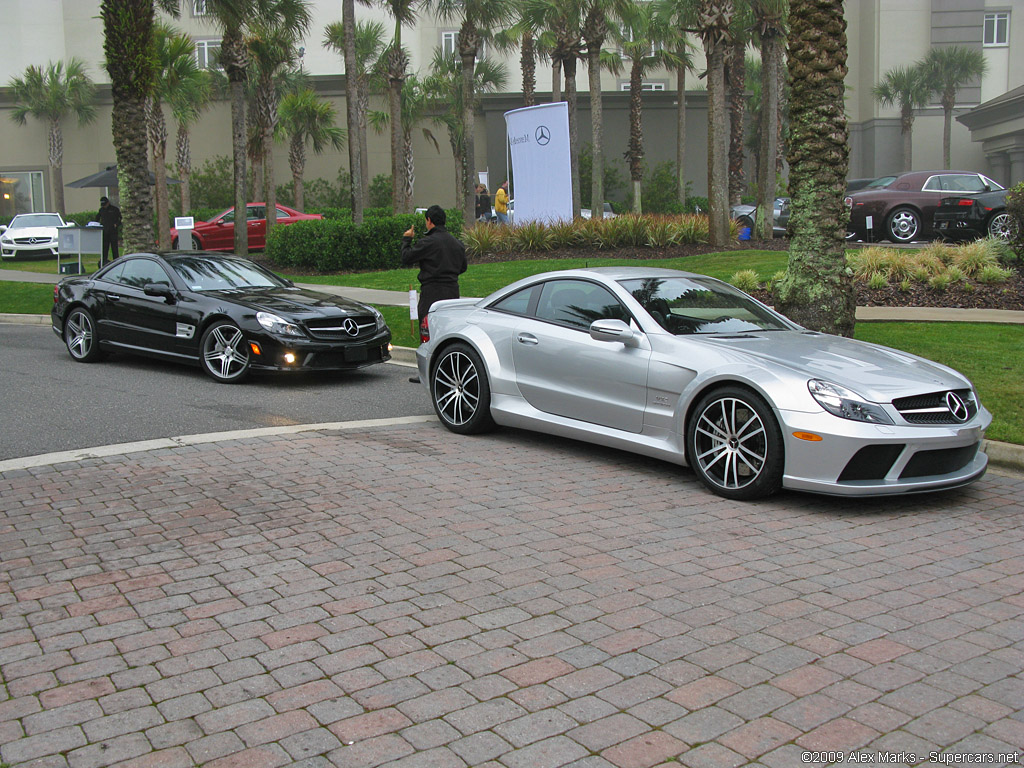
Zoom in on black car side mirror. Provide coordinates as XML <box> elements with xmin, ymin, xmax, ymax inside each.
<box><xmin>144</xmin><ymin>283</ymin><xmax>176</xmax><ymax>303</ymax></box>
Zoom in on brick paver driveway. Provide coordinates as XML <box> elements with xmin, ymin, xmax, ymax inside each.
<box><xmin>1</xmin><ymin>422</ymin><xmax>1022</xmax><ymax>768</ymax></box>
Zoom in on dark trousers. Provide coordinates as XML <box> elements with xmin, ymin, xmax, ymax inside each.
<box><xmin>418</xmin><ymin>281</ymin><xmax>460</xmax><ymax>324</ymax></box>
<box><xmin>102</xmin><ymin>231</ymin><xmax>119</xmax><ymax>265</ymax></box>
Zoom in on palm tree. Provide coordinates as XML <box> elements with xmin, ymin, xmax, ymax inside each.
<box><xmin>581</xmin><ymin>0</ymin><xmax>619</xmax><ymax>219</ymax></box>
<box><xmin>248</xmin><ymin>9</ymin><xmax>311</xmax><ymax>232</ymax></box>
<box><xmin>152</xmin><ymin>24</ymin><xmax>208</xmax><ymax>248</ymax></box>
<box><xmin>276</xmin><ymin>88</ymin><xmax>346</xmax><ymax>210</ymax></box>
<box><xmin>921</xmin><ymin>45</ymin><xmax>987</xmax><ymax>170</ymax></box>
<box><xmin>325</xmin><ymin>18</ymin><xmax>386</xmax><ymax>214</ymax></box>
<box><xmin>726</xmin><ymin>2</ymin><xmax>752</xmax><ymax>206</ymax></box>
<box><xmin>170</xmin><ymin>53</ymin><xmax>213</xmax><ymax>217</ymax></box>
<box><xmin>8</xmin><ymin>59</ymin><xmax>97</xmax><ymax>219</ymax></box>
<box><xmin>656</xmin><ymin>0</ymin><xmax>698</xmax><ymax>208</ymax></box>
<box><xmin>337</xmin><ymin>0</ymin><xmax>368</xmax><ymax>222</ymax></box>
<box><xmin>524</xmin><ymin>0</ymin><xmax>585</xmax><ymax>215</ymax></box>
<box><xmin>616</xmin><ymin>1</ymin><xmax>679</xmax><ymax>213</ymax></box>
<box><xmin>691</xmin><ymin>0</ymin><xmax>733</xmax><ymax>246</ymax></box>
<box><xmin>425</xmin><ymin>48</ymin><xmax>507</xmax><ymax>204</ymax></box>
<box><xmin>380</xmin><ymin>0</ymin><xmax>418</xmax><ymax>213</ymax></box>
<box><xmin>751</xmin><ymin>0</ymin><xmax>786</xmax><ymax>240</ymax></box>
<box><xmin>371</xmin><ymin>75</ymin><xmax>442</xmax><ymax>206</ymax></box>
<box><xmin>774</xmin><ymin>0</ymin><xmax>853</xmax><ymax>336</ymax></box>
<box><xmin>873</xmin><ymin>64</ymin><xmax>929</xmax><ymax>173</ymax></box>
<box><xmin>432</xmin><ymin>0</ymin><xmax>515</xmax><ymax>223</ymax></box>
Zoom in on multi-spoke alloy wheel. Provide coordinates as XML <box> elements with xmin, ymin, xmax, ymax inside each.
<box><xmin>988</xmin><ymin>212</ymin><xmax>1016</xmax><ymax>241</ymax></box>
<box><xmin>430</xmin><ymin>343</ymin><xmax>495</xmax><ymax>434</ymax></box>
<box><xmin>887</xmin><ymin>208</ymin><xmax>920</xmax><ymax>243</ymax></box>
<box><xmin>64</xmin><ymin>308</ymin><xmax>102</xmax><ymax>362</ymax></box>
<box><xmin>200</xmin><ymin>322</ymin><xmax>251</xmax><ymax>383</ymax></box>
<box><xmin>687</xmin><ymin>387</ymin><xmax>783</xmax><ymax>500</ymax></box>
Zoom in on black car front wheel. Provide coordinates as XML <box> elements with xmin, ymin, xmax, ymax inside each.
<box><xmin>987</xmin><ymin>212</ymin><xmax>1016</xmax><ymax>241</ymax></box>
<box><xmin>200</xmin><ymin>321</ymin><xmax>251</xmax><ymax>383</ymax></box>
<box><xmin>687</xmin><ymin>386</ymin><xmax>784</xmax><ymax>500</ymax></box>
<box><xmin>430</xmin><ymin>343</ymin><xmax>495</xmax><ymax>434</ymax></box>
<box><xmin>886</xmin><ymin>207</ymin><xmax>921</xmax><ymax>243</ymax></box>
<box><xmin>64</xmin><ymin>307</ymin><xmax>104</xmax><ymax>363</ymax></box>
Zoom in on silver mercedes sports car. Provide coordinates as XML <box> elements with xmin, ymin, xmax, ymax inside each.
<box><xmin>415</xmin><ymin>267</ymin><xmax>990</xmax><ymax>500</ymax></box>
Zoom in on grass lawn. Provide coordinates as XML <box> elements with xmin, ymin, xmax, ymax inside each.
<box><xmin>0</xmin><ymin>282</ymin><xmax>55</xmax><ymax>314</ymax></box>
<box><xmin>288</xmin><ymin>249</ymin><xmax>792</xmax><ymax>297</ymax></box>
<box><xmin>0</xmin><ymin>256</ymin><xmax>102</xmax><ymax>276</ymax></box>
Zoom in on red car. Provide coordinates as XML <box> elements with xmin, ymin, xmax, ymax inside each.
<box><xmin>170</xmin><ymin>203</ymin><xmax>322</xmax><ymax>251</ymax></box>
<box><xmin>844</xmin><ymin>170</ymin><xmax>1003</xmax><ymax>244</ymax></box>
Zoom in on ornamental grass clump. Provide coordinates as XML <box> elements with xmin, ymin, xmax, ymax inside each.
<box><xmin>976</xmin><ymin>264</ymin><xmax>1012</xmax><ymax>284</ymax></box>
<box><xmin>617</xmin><ymin>214</ymin><xmax>650</xmax><ymax>247</ymax></box>
<box><xmin>547</xmin><ymin>220</ymin><xmax>580</xmax><ymax>249</ymax></box>
<box><xmin>671</xmin><ymin>214</ymin><xmax>710</xmax><ymax>244</ymax></box>
<box><xmin>849</xmin><ymin>246</ymin><xmax>891</xmax><ymax>280</ymax></box>
<box><xmin>951</xmin><ymin>238</ymin><xmax>1001</xmax><ymax>276</ymax></box>
<box><xmin>929</xmin><ymin>272</ymin><xmax>952</xmax><ymax>291</ymax></box>
<box><xmin>730</xmin><ymin>269</ymin><xmax>760</xmax><ymax>292</ymax></box>
<box><xmin>510</xmin><ymin>221</ymin><xmax>553</xmax><ymax>251</ymax></box>
<box><xmin>868</xmin><ymin>272</ymin><xmax>889</xmax><ymax>290</ymax></box>
<box><xmin>462</xmin><ymin>222</ymin><xmax>503</xmax><ymax>256</ymax></box>
<box><xmin>646</xmin><ymin>216</ymin><xmax>676</xmax><ymax>247</ymax></box>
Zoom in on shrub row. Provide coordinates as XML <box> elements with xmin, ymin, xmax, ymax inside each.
<box><xmin>264</xmin><ymin>208</ymin><xmax>463</xmax><ymax>272</ymax></box>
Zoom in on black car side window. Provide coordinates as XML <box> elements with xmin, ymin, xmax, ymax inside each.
<box><xmin>114</xmin><ymin>260</ymin><xmax>173</xmax><ymax>289</ymax></box>
<box><xmin>535</xmin><ymin>279</ymin><xmax>629</xmax><ymax>331</ymax></box>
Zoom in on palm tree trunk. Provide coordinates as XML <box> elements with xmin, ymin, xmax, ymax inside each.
<box><xmin>628</xmin><ymin>58</ymin><xmax>643</xmax><ymax>214</ymax></box>
<box><xmin>942</xmin><ymin>94</ymin><xmax>953</xmax><ymax>169</ymax></box>
<box><xmin>149</xmin><ymin>100</ymin><xmax>171</xmax><ymax>250</ymax></box>
<box><xmin>676</xmin><ymin>64</ymin><xmax>686</xmax><ymax>207</ymax></box>
<box><xmin>589</xmin><ymin>48</ymin><xmax>604</xmax><ymax>218</ymax></box>
<box><xmin>251</xmin><ymin>158</ymin><xmax>264</xmax><ymax>203</ymax></box>
<box><xmin>522</xmin><ymin>34</ymin><xmax>536</xmax><ymax>108</ymax></box>
<box><xmin>343</xmin><ymin>0</ymin><xmax>363</xmax><ymax>223</ymax></box>
<box><xmin>755</xmin><ymin>32</ymin><xmax>781</xmax><ymax>240</ymax></box>
<box><xmin>387</xmin><ymin>44</ymin><xmax>408</xmax><ymax>213</ymax></box>
<box><xmin>552</xmin><ymin>59</ymin><xmax>562</xmax><ymax>102</ymax></box>
<box><xmin>290</xmin><ymin>134</ymin><xmax>306</xmax><ymax>210</ymax></box>
<box><xmin>901</xmin><ymin>107</ymin><xmax>913</xmax><ymax>172</ymax></box>
<box><xmin>404</xmin><ymin>130</ymin><xmax>415</xmax><ymax>204</ymax></box>
<box><xmin>176</xmin><ymin>126</ymin><xmax>192</xmax><ymax>215</ymax></box>
<box><xmin>48</xmin><ymin>119</ymin><xmax>66</xmax><ymax>217</ymax></box>
<box><xmin>706</xmin><ymin>38</ymin><xmax>729</xmax><ymax>247</ymax></box>
<box><xmin>357</xmin><ymin>86</ymin><xmax>370</xmax><ymax>206</ymax></box>
<box><xmin>564</xmin><ymin>55</ymin><xmax>580</xmax><ymax>218</ymax></box>
<box><xmin>229</xmin><ymin>78</ymin><xmax>248</xmax><ymax>252</ymax></box>
<box><xmin>727</xmin><ymin>37</ymin><xmax>746</xmax><ymax>207</ymax></box>
<box><xmin>774</xmin><ymin>0</ymin><xmax>854</xmax><ymax>336</ymax></box>
<box><xmin>461</xmin><ymin>45</ymin><xmax>478</xmax><ymax>225</ymax></box>
<box><xmin>265</xmin><ymin>124</ymin><xmax>277</xmax><ymax>229</ymax></box>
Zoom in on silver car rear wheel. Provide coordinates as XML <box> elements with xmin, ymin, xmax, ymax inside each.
<box><xmin>430</xmin><ymin>343</ymin><xmax>495</xmax><ymax>434</ymax></box>
<box><xmin>687</xmin><ymin>387</ymin><xmax>784</xmax><ymax>500</ymax></box>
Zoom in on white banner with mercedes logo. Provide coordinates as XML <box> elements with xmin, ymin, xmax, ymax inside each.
<box><xmin>504</xmin><ymin>103</ymin><xmax>572</xmax><ymax>224</ymax></box>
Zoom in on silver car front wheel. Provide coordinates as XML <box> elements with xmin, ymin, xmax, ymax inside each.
<box><xmin>430</xmin><ymin>343</ymin><xmax>495</xmax><ymax>434</ymax></box>
<box><xmin>687</xmin><ymin>387</ymin><xmax>783</xmax><ymax>500</ymax></box>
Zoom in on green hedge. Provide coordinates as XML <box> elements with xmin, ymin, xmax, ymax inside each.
<box><xmin>265</xmin><ymin>208</ymin><xmax>463</xmax><ymax>273</ymax></box>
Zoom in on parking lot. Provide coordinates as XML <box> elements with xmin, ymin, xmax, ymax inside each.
<box><xmin>1</xmin><ymin>421</ymin><xmax>1022</xmax><ymax>767</ymax></box>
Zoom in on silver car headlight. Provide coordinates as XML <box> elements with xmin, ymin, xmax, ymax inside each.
<box><xmin>256</xmin><ymin>311</ymin><xmax>302</xmax><ymax>337</ymax></box>
<box><xmin>808</xmin><ymin>379</ymin><xmax>894</xmax><ymax>425</ymax></box>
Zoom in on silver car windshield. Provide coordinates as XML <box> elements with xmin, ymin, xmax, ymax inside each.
<box><xmin>169</xmin><ymin>257</ymin><xmax>285</xmax><ymax>291</ymax></box>
<box><xmin>619</xmin><ymin>276</ymin><xmax>791</xmax><ymax>335</ymax></box>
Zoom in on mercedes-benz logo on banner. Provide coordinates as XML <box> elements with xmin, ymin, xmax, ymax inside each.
<box><xmin>535</xmin><ymin>125</ymin><xmax>551</xmax><ymax>145</ymax></box>
<box><xmin>342</xmin><ymin>318</ymin><xmax>360</xmax><ymax>336</ymax></box>
<box><xmin>945</xmin><ymin>391</ymin><xmax>970</xmax><ymax>422</ymax></box>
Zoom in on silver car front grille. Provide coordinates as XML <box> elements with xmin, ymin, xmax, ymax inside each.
<box><xmin>892</xmin><ymin>389</ymin><xmax>977</xmax><ymax>425</ymax></box>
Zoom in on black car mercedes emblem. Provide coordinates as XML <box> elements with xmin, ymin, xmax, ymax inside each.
<box><xmin>945</xmin><ymin>391</ymin><xmax>969</xmax><ymax>423</ymax></box>
<box><xmin>342</xmin><ymin>318</ymin><xmax>360</xmax><ymax>336</ymax></box>
<box><xmin>535</xmin><ymin>125</ymin><xmax>551</xmax><ymax>146</ymax></box>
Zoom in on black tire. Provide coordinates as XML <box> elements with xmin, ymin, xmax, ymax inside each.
<box><xmin>200</xmin><ymin>321</ymin><xmax>251</xmax><ymax>383</ymax></box>
<box><xmin>987</xmin><ymin>211</ymin><xmax>1015</xmax><ymax>241</ymax></box>
<box><xmin>686</xmin><ymin>386</ymin><xmax>784</xmax><ymax>500</ymax></box>
<box><xmin>430</xmin><ymin>343</ymin><xmax>495</xmax><ymax>434</ymax></box>
<box><xmin>886</xmin><ymin>207</ymin><xmax>921</xmax><ymax>243</ymax></box>
<box><xmin>63</xmin><ymin>307</ymin><xmax>104</xmax><ymax>363</ymax></box>
<box><xmin>738</xmin><ymin>215</ymin><xmax>754</xmax><ymax>230</ymax></box>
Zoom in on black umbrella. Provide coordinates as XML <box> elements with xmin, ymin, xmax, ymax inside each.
<box><xmin>66</xmin><ymin>164</ymin><xmax>180</xmax><ymax>189</ymax></box>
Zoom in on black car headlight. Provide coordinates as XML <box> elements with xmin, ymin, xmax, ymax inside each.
<box><xmin>257</xmin><ymin>311</ymin><xmax>302</xmax><ymax>337</ymax></box>
<box><xmin>808</xmin><ymin>379</ymin><xmax>894</xmax><ymax>424</ymax></box>
<box><xmin>372</xmin><ymin>307</ymin><xmax>386</xmax><ymax>331</ymax></box>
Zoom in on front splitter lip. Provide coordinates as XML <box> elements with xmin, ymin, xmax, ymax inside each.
<box><xmin>783</xmin><ymin>454</ymin><xmax>988</xmax><ymax>496</ymax></box>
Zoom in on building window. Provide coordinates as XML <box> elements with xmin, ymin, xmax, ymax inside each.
<box><xmin>192</xmin><ymin>0</ymin><xmax>209</xmax><ymax>15</ymax></box>
<box><xmin>984</xmin><ymin>12</ymin><xmax>1009</xmax><ymax>46</ymax></box>
<box><xmin>195</xmin><ymin>39</ymin><xmax>222</xmax><ymax>70</ymax></box>
<box><xmin>440</xmin><ymin>31</ymin><xmax>487</xmax><ymax>60</ymax></box>
<box><xmin>0</xmin><ymin>171</ymin><xmax>47</xmax><ymax>219</ymax></box>
<box><xmin>619</xmin><ymin>82</ymin><xmax>666</xmax><ymax>92</ymax></box>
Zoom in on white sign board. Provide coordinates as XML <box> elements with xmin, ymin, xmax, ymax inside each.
<box><xmin>504</xmin><ymin>103</ymin><xmax>572</xmax><ymax>224</ymax></box>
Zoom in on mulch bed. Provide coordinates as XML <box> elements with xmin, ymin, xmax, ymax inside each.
<box><xmin>264</xmin><ymin>238</ymin><xmax>1024</xmax><ymax>312</ymax></box>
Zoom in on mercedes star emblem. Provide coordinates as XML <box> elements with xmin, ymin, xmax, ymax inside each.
<box><xmin>535</xmin><ymin>125</ymin><xmax>551</xmax><ymax>146</ymax></box>
<box><xmin>342</xmin><ymin>318</ymin><xmax>360</xmax><ymax>336</ymax></box>
<box><xmin>945</xmin><ymin>391</ymin><xmax>970</xmax><ymax>422</ymax></box>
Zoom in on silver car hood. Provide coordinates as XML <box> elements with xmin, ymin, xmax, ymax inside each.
<box><xmin>3</xmin><ymin>226</ymin><xmax>58</xmax><ymax>239</ymax></box>
<box><xmin>695</xmin><ymin>331</ymin><xmax>969</xmax><ymax>401</ymax></box>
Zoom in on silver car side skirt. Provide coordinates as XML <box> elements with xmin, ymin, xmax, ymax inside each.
<box><xmin>490</xmin><ymin>393</ymin><xmax>689</xmax><ymax>467</ymax></box>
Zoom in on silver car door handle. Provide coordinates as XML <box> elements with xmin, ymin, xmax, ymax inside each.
<box><xmin>516</xmin><ymin>333</ymin><xmax>538</xmax><ymax>345</ymax></box>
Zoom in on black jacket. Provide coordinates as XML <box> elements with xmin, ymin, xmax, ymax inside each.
<box><xmin>401</xmin><ymin>226</ymin><xmax>467</xmax><ymax>286</ymax></box>
<box><xmin>97</xmin><ymin>203</ymin><xmax>122</xmax><ymax>234</ymax></box>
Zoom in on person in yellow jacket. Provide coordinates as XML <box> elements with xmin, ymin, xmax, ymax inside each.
<box><xmin>494</xmin><ymin>180</ymin><xmax>509</xmax><ymax>224</ymax></box>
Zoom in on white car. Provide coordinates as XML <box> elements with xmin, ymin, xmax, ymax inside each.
<box><xmin>0</xmin><ymin>213</ymin><xmax>67</xmax><ymax>259</ymax></box>
<box><xmin>580</xmin><ymin>202</ymin><xmax>617</xmax><ymax>220</ymax></box>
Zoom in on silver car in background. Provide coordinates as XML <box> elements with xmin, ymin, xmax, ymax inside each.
<box><xmin>416</xmin><ymin>267</ymin><xmax>990</xmax><ymax>500</ymax></box>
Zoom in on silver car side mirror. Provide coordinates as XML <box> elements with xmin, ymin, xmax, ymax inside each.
<box><xmin>590</xmin><ymin>318</ymin><xmax>639</xmax><ymax>347</ymax></box>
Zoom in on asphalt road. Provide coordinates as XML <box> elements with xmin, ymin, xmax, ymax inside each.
<box><xmin>0</xmin><ymin>324</ymin><xmax>434</xmax><ymax>461</ymax></box>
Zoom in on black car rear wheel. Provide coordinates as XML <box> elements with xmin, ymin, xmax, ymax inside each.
<box><xmin>687</xmin><ymin>386</ymin><xmax>784</xmax><ymax>500</ymax></box>
<box><xmin>886</xmin><ymin>207</ymin><xmax>921</xmax><ymax>243</ymax></box>
<box><xmin>200</xmin><ymin>321</ymin><xmax>251</xmax><ymax>383</ymax></box>
<box><xmin>987</xmin><ymin>212</ymin><xmax>1015</xmax><ymax>241</ymax></box>
<box><xmin>430</xmin><ymin>343</ymin><xmax>495</xmax><ymax>434</ymax></box>
<box><xmin>64</xmin><ymin>307</ymin><xmax>103</xmax><ymax>363</ymax></box>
